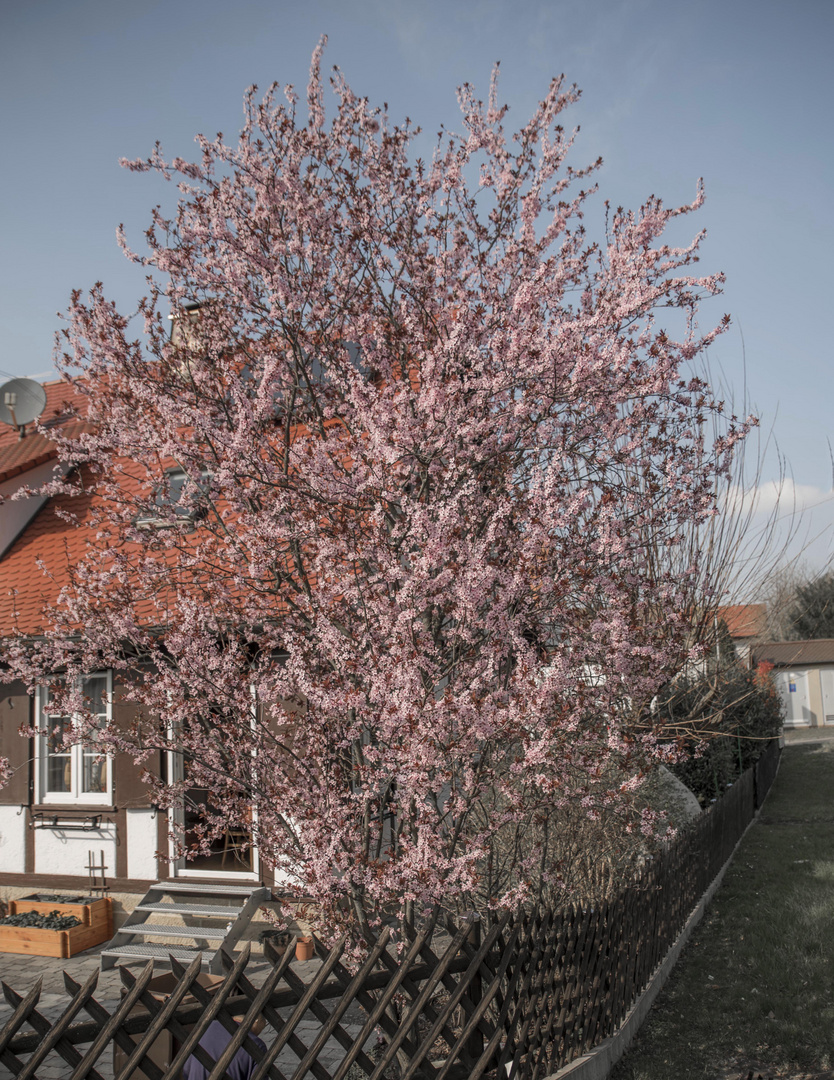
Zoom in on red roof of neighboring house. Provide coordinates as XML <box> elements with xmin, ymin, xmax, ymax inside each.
<box><xmin>718</xmin><ymin>603</ymin><xmax>767</xmax><ymax>640</ymax></box>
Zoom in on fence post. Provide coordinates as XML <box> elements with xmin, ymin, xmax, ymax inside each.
<box><xmin>465</xmin><ymin>913</ymin><xmax>484</xmax><ymax>1065</ymax></box>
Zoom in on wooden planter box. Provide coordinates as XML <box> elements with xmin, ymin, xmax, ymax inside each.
<box><xmin>0</xmin><ymin>895</ymin><xmax>113</xmax><ymax>957</ymax></box>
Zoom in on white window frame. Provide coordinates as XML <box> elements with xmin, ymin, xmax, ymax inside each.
<box><xmin>35</xmin><ymin>671</ymin><xmax>113</xmax><ymax>805</ymax></box>
<box><xmin>135</xmin><ymin>467</ymin><xmax>210</xmax><ymax>529</ymax></box>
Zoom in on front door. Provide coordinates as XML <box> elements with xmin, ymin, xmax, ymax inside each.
<box><xmin>168</xmin><ymin>751</ymin><xmax>259</xmax><ymax>879</ymax></box>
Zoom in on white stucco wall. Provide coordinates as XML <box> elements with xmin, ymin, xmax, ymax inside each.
<box><xmin>0</xmin><ymin>805</ymin><xmax>27</xmax><ymax>873</ymax></box>
<box><xmin>34</xmin><ymin>822</ymin><xmax>117</xmax><ymax>877</ymax></box>
<box><xmin>127</xmin><ymin>808</ymin><xmax>159</xmax><ymax>880</ymax></box>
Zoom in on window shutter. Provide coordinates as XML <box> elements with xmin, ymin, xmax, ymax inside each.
<box><xmin>0</xmin><ymin>681</ymin><xmax>32</xmax><ymax>805</ymax></box>
<box><xmin>112</xmin><ymin>682</ymin><xmax>161</xmax><ymax>808</ymax></box>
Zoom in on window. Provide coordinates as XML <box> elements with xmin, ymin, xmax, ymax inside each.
<box><xmin>37</xmin><ymin>673</ymin><xmax>112</xmax><ymax>804</ymax></box>
<box><xmin>135</xmin><ymin>467</ymin><xmax>210</xmax><ymax>529</ymax></box>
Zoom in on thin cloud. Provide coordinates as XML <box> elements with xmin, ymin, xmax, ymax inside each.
<box><xmin>724</xmin><ymin>479</ymin><xmax>834</xmax><ymax>518</ymax></box>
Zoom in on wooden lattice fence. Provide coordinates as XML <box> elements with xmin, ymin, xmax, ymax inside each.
<box><xmin>0</xmin><ymin>741</ymin><xmax>780</xmax><ymax>1080</ymax></box>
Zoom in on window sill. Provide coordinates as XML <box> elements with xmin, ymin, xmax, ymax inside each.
<box><xmin>30</xmin><ymin>807</ymin><xmax>116</xmax><ymax>831</ymax></box>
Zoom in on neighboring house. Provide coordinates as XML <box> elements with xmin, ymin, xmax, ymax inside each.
<box><xmin>0</xmin><ymin>379</ymin><xmax>277</xmax><ymax>893</ymax></box>
<box><xmin>717</xmin><ymin>603</ymin><xmax>767</xmax><ymax>665</ymax></box>
<box><xmin>750</xmin><ymin>639</ymin><xmax>834</xmax><ymax>728</ymax></box>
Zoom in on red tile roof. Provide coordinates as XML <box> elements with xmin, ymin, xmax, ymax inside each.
<box><xmin>0</xmin><ymin>465</ymin><xmax>194</xmax><ymax>637</ymax></box>
<box><xmin>718</xmin><ymin>603</ymin><xmax>767</xmax><ymax>640</ymax></box>
<box><xmin>0</xmin><ymin>380</ymin><xmax>92</xmax><ymax>636</ymax></box>
<box><xmin>0</xmin><ymin>380</ymin><xmax>88</xmax><ymax>484</ymax></box>
<box><xmin>12</xmin><ymin>380</ymin><xmax>773</xmax><ymax>645</ymax></box>
<box><xmin>0</xmin><ymin>481</ymin><xmax>96</xmax><ymax>637</ymax></box>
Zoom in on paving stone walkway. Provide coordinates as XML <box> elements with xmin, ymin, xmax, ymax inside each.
<box><xmin>0</xmin><ymin>942</ymin><xmax>374</xmax><ymax>1079</ymax></box>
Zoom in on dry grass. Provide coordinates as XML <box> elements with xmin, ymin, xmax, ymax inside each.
<box><xmin>611</xmin><ymin>740</ymin><xmax>834</xmax><ymax>1080</ymax></box>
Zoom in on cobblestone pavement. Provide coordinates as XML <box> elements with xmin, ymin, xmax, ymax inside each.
<box><xmin>0</xmin><ymin>943</ymin><xmax>373</xmax><ymax>1079</ymax></box>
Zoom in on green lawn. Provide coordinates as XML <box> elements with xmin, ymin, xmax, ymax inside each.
<box><xmin>610</xmin><ymin>740</ymin><xmax>834</xmax><ymax>1079</ymax></box>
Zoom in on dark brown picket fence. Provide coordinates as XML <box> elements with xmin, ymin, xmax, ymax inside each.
<box><xmin>754</xmin><ymin>736</ymin><xmax>781</xmax><ymax>809</ymax></box>
<box><xmin>0</xmin><ymin>741</ymin><xmax>780</xmax><ymax>1080</ymax></box>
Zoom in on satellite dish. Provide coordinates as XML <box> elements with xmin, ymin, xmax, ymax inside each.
<box><xmin>0</xmin><ymin>378</ymin><xmax>48</xmax><ymax>430</ymax></box>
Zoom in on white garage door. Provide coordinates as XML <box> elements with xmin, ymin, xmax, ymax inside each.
<box><xmin>776</xmin><ymin>670</ymin><xmax>811</xmax><ymax>727</ymax></box>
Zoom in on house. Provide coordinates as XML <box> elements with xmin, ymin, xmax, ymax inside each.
<box><xmin>750</xmin><ymin>639</ymin><xmax>834</xmax><ymax>728</ymax></box>
<box><xmin>0</xmin><ymin>378</ymin><xmax>278</xmax><ymax>896</ymax></box>
<box><xmin>717</xmin><ymin>603</ymin><xmax>767</xmax><ymax>665</ymax></box>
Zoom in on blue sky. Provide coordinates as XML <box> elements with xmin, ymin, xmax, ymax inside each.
<box><xmin>1</xmin><ymin>0</ymin><xmax>832</xmax><ymax>582</ymax></box>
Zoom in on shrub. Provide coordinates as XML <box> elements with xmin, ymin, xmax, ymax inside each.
<box><xmin>667</xmin><ymin>665</ymin><xmax>783</xmax><ymax>803</ymax></box>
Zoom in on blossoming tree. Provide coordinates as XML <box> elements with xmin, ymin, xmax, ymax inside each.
<box><xmin>9</xmin><ymin>41</ymin><xmax>751</xmax><ymax>935</ymax></box>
